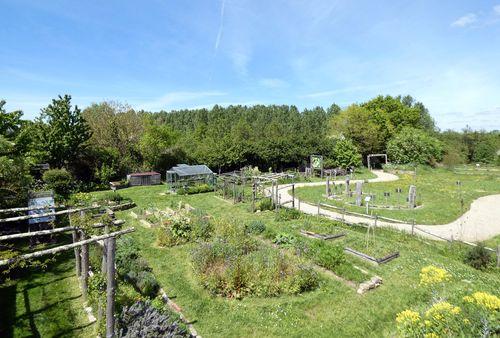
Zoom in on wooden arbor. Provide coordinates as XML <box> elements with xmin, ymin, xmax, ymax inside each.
<box><xmin>0</xmin><ymin>204</ymin><xmax>135</xmax><ymax>338</ymax></box>
<box><xmin>367</xmin><ymin>154</ymin><xmax>388</xmax><ymax>170</ymax></box>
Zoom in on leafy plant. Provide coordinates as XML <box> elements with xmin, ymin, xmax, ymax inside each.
<box><xmin>463</xmin><ymin>244</ymin><xmax>493</xmax><ymax>270</ymax></box>
<box><xmin>255</xmin><ymin>198</ymin><xmax>274</xmax><ymax>211</ymax></box>
<box><xmin>273</xmin><ymin>233</ymin><xmax>296</xmax><ymax>247</ymax></box>
<box><xmin>245</xmin><ymin>220</ymin><xmax>266</xmax><ymax>234</ymax></box>
<box><xmin>42</xmin><ymin>168</ymin><xmax>73</xmax><ymax>200</ymax></box>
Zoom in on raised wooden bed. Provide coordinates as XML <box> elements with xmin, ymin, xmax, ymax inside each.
<box><xmin>300</xmin><ymin>230</ymin><xmax>346</xmax><ymax>240</ymax></box>
<box><xmin>344</xmin><ymin>247</ymin><xmax>399</xmax><ymax>265</ymax></box>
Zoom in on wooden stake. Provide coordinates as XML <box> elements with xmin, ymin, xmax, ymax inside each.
<box><xmin>292</xmin><ymin>183</ymin><xmax>295</xmax><ymax>208</ymax></box>
<box><xmin>72</xmin><ymin>229</ymin><xmax>81</xmax><ymax>277</ymax></box>
<box><xmin>106</xmin><ymin>237</ymin><xmax>116</xmax><ymax>338</ymax></box>
<box><xmin>81</xmin><ymin>230</ymin><xmax>89</xmax><ymax>302</ymax></box>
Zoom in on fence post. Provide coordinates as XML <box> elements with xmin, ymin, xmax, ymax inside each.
<box><xmin>106</xmin><ymin>237</ymin><xmax>116</xmax><ymax>338</ymax></box>
<box><xmin>374</xmin><ymin>215</ymin><xmax>378</xmax><ymax>228</ymax></box>
<box><xmin>80</xmin><ymin>230</ymin><xmax>89</xmax><ymax>302</ymax></box>
<box><xmin>298</xmin><ymin>199</ymin><xmax>301</xmax><ymax>211</ymax></box>
<box><xmin>72</xmin><ymin>229</ymin><xmax>81</xmax><ymax>277</ymax></box>
<box><xmin>292</xmin><ymin>184</ymin><xmax>295</xmax><ymax>208</ymax></box>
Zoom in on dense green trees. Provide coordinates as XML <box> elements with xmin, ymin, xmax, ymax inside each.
<box><xmin>0</xmin><ymin>94</ymin><xmax>498</xmax><ymax>206</ymax></box>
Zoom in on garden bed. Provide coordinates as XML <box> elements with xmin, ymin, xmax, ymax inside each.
<box><xmin>299</xmin><ymin>229</ymin><xmax>346</xmax><ymax>240</ymax></box>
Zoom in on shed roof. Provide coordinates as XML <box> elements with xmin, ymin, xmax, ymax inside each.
<box><xmin>128</xmin><ymin>171</ymin><xmax>160</xmax><ymax>177</ymax></box>
<box><xmin>168</xmin><ymin>164</ymin><xmax>213</xmax><ymax>177</ymax></box>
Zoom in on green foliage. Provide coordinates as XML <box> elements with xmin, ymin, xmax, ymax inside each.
<box><xmin>255</xmin><ymin>197</ymin><xmax>274</xmax><ymax>211</ymax></box>
<box><xmin>94</xmin><ymin>191</ymin><xmax>124</xmax><ymax>203</ymax></box>
<box><xmin>156</xmin><ymin>207</ymin><xmax>213</xmax><ymax>247</ymax></box>
<box><xmin>331</xmin><ymin>138</ymin><xmax>362</xmax><ymax>168</ymax></box>
<box><xmin>139</xmin><ymin>119</ymin><xmax>178</xmax><ymax>170</ymax></box>
<box><xmin>177</xmin><ymin>183</ymin><xmax>213</xmax><ymax>195</ymax></box>
<box><xmin>245</xmin><ymin>220</ymin><xmax>266</xmax><ymax>234</ymax></box>
<box><xmin>472</xmin><ymin>140</ymin><xmax>497</xmax><ymax>164</ymax></box>
<box><xmin>387</xmin><ymin>127</ymin><xmax>444</xmax><ymax>165</ymax></box>
<box><xmin>307</xmin><ymin>241</ymin><xmax>346</xmax><ymax>270</ymax></box>
<box><xmin>274</xmin><ymin>207</ymin><xmax>302</xmax><ymax>221</ymax></box>
<box><xmin>273</xmin><ymin>233</ymin><xmax>297</xmax><ymax>247</ymax></box>
<box><xmin>37</xmin><ymin>95</ymin><xmax>91</xmax><ymax>168</ymax></box>
<box><xmin>463</xmin><ymin>244</ymin><xmax>493</xmax><ymax>270</ymax></box>
<box><xmin>42</xmin><ymin>168</ymin><xmax>73</xmax><ymax>199</ymax></box>
<box><xmin>191</xmin><ymin>236</ymin><xmax>318</xmax><ymax>298</ymax></box>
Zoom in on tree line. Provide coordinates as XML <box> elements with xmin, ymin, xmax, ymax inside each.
<box><xmin>1</xmin><ymin>94</ymin><xmax>499</xmax><ymax>207</ymax></box>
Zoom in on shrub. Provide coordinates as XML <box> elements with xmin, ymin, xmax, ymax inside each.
<box><xmin>118</xmin><ymin>301</ymin><xmax>190</xmax><ymax>337</ymax></box>
<box><xmin>463</xmin><ymin>244</ymin><xmax>492</xmax><ymax>270</ymax></box>
<box><xmin>42</xmin><ymin>168</ymin><xmax>73</xmax><ymax>199</ymax></box>
<box><xmin>245</xmin><ymin>220</ymin><xmax>266</xmax><ymax>234</ymax></box>
<box><xmin>256</xmin><ymin>198</ymin><xmax>273</xmax><ymax>211</ymax></box>
<box><xmin>387</xmin><ymin>127</ymin><xmax>444</xmax><ymax>165</ymax></box>
<box><xmin>274</xmin><ymin>207</ymin><xmax>302</xmax><ymax>221</ymax></box>
<box><xmin>186</xmin><ymin>183</ymin><xmax>212</xmax><ymax>194</ymax></box>
<box><xmin>332</xmin><ymin>138</ymin><xmax>362</xmax><ymax>168</ymax></box>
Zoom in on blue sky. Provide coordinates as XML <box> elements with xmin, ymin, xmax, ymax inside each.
<box><xmin>1</xmin><ymin>0</ymin><xmax>500</xmax><ymax>130</ymax></box>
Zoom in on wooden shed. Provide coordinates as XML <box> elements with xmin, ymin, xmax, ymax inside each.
<box><xmin>126</xmin><ymin>172</ymin><xmax>161</xmax><ymax>186</ymax></box>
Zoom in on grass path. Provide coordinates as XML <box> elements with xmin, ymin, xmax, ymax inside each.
<box><xmin>0</xmin><ymin>251</ymin><xmax>95</xmax><ymax>337</ymax></box>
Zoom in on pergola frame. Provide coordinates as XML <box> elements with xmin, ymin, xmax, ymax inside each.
<box><xmin>367</xmin><ymin>153</ymin><xmax>388</xmax><ymax>170</ymax></box>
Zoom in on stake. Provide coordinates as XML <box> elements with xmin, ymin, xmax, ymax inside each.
<box><xmin>106</xmin><ymin>237</ymin><xmax>116</xmax><ymax>338</ymax></box>
<box><xmin>411</xmin><ymin>219</ymin><xmax>415</xmax><ymax>236</ymax></box>
<box><xmin>292</xmin><ymin>183</ymin><xmax>295</xmax><ymax>208</ymax></box>
<box><xmin>80</xmin><ymin>230</ymin><xmax>89</xmax><ymax>302</ymax></box>
<box><xmin>72</xmin><ymin>229</ymin><xmax>81</xmax><ymax>277</ymax></box>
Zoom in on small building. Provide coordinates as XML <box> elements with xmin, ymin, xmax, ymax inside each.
<box><xmin>127</xmin><ymin>172</ymin><xmax>161</xmax><ymax>186</ymax></box>
<box><xmin>166</xmin><ymin>164</ymin><xmax>214</xmax><ymax>190</ymax></box>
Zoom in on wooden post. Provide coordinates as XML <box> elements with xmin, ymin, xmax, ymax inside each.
<box><xmin>374</xmin><ymin>215</ymin><xmax>378</xmax><ymax>227</ymax></box>
<box><xmin>292</xmin><ymin>183</ymin><xmax>295</xmax><ymax>208</ymax></box>
<box><xmin>411</xmin><ymin>219</ymin><xmax>415</xmax><ymax>236</ymax></box>
<box><xmin>102</xmin><ymin>224</ymin><xmax>109</xmax><ymax>274</ymax></box>
<box><xmin>326</xmin><ymin>177</ymin><xmax>330</xmax><ymax>197</ymax></box>
<box><xmin>72</xmin><ymin>229</ymin><xmax>81</xmax><ymax>277</ymax></box>
<box><xmin>80</xmin><ymin>230</ymin><xmax>89</xmax><ymax>302</ymax></box>
<box><xmin>252</xmin><ymin>182</ymin><xmax>256</xmax><ymax>212</ymax></box>
<box><xmin>106</xmin><ymin>237</ymin><xmax>116</xmax><ymax>338</ymax></box>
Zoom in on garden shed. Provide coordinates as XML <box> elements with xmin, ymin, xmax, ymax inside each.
<box><xmin>127</xmin><ymin>172</ymin><xmax>161</xmax><ymax>186</ymax></box>
<box><xmin>166</xmin><ymin>164</ymin><xmax>214</xmax><ymax>191</ymax></box>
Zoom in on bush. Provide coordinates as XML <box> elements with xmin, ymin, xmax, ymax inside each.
<box><xmin>463</xmin><ymin>244</ymin><xmax>492</xmax><ymax>270</ymax></box>
<box><xmin>186</xmin><ymin>183</ymin><xmax>212</xmax><ymax>194</ymax></box>
<box><xmin>245</xmin><ymin>220</ymin><xmax>266</xmax><ymax>234</ymax></box>
<box><xmin>118</xmin><ymin>301</ymin><xmax>190</xmax><ymax>337</ymax></box>
<box><xmin>157</xmin><ymin>207</ymin><xmax>213</xmax><ymax>247</ymax></box>
<box><xmin>256</xmin><ymin>198</ymin><xmax>274</xmax><ymax>211</ymax></box>
<box><xmin>387</xmin><ymin>127</ymin><xmax>444</xmax><ymax>165</ymax></box>
<box><xmin>332</xmin><ymin>138</ymin><xmax>362</xmax><ymax>168</ymax></box>
<box><xmin>42</xmin><ymin>168</ymin><xmax>73</xmax><ymax>199</ymax></box>
<box><xmin>274</xmin><ymin>207</ymin><xmax>302</xmax><ymax>221</ymax></box>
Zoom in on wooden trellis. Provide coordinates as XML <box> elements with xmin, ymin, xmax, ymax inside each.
<box><xmin>0</xmin><ymin>205</ymin><xmax>135</xmax><ymax>338</ymax></box>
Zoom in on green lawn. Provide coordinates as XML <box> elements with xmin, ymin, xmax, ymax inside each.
<box><xmin>0</xmin><ymin>251</ymin><xmax>95</xmax><ymax>338</ymax></box>
<box><xmin>295</xmin><ymin>166</ymin><xmax>500</xmax><ymax>224</ymax></box>
<box><xmin>98</xmin><ymin>184</ymin><xmax>499</xmax><ymax>337</ymax></box>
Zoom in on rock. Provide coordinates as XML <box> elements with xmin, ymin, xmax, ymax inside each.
<box><xmin>357</xmin><ymin>276</ymin><xmax>383</xmax><ymax>294</ymax></box>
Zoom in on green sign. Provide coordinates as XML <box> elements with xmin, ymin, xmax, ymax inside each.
<box><xmin>310</xmin><ymin>155</ymin><xmax>323</xmax><ymax>170</ymax></box>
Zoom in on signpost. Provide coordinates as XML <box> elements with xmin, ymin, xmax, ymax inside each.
<box><xmin>310</xmin><ymin>155</ymin><xmax>324</xmax><ymax>178</ymax></box>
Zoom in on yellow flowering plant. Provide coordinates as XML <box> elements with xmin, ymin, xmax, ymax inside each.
<box><xmin>419</xmin><ymin>266</ymin><xmax>451</xmax><ymax>287</ymax></box>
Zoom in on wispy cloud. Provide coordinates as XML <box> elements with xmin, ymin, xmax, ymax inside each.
<box><xmin>214</xmin><ymin>0</ymin><xmax>226</xmax><ymax>54</ymax></box>
<box><xmin>259</xmin><ymin>78</ymin><xmax>289</xmax><ymax>89</ymax></box>
<box><xmin>138</xmin><ymin>91</ymin><xmax>227</xmax><ymax>111</ymax></box>
<box><xmin>451</xmin><ymin>13</ymin><xmax>477</xmax><ymax>27</ymax></box>
<box><xmin>301</xmin><ymin>79</ymin><xmax>416</xmax><ymax>98</ymax></box>
<box><xmin>494</xmin><ymin>5</ymin><xmax>500</xmax><ymax>15</ymax></box>
<box><xmin>230</xmin><ymin>51</ymin><xmax>250</xmax><ymax>76</ymax></box>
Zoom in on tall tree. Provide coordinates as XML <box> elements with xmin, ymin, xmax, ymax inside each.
<box><xmin>37</xmin><ymin>95</ymin><xmax>91</xmax><ymax>168</ymax></box>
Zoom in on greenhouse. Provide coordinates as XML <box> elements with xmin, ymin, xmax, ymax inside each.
<box><xmin>166</xmin><ymin>164</ymin><xmax>214</xmax><ymax>192</ymax></box>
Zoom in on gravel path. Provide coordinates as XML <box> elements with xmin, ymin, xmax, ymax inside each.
<box><xmin>277</xmin><ymin>170</ymin><xmax>500</xmax><ymax>242</ymax></box>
